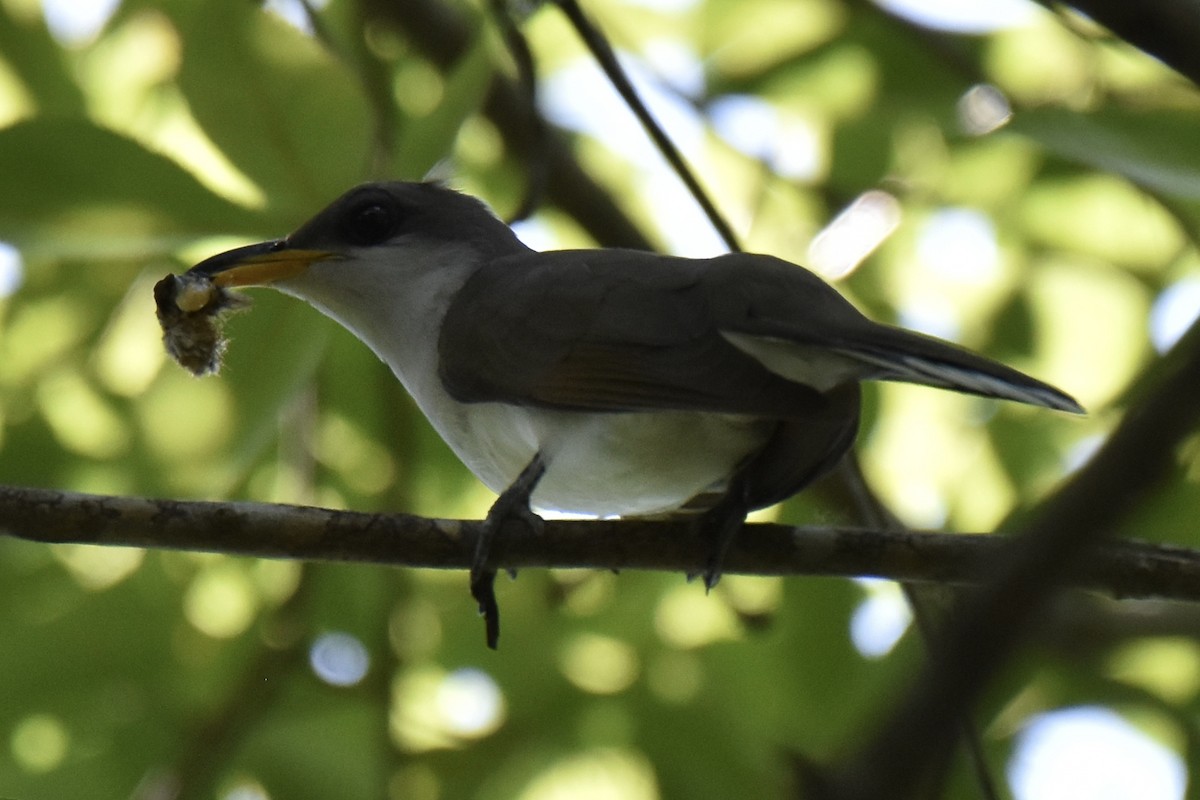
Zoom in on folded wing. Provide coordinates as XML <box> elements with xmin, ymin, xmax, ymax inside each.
<box><xmin>437</xmin><ymin>249</ymin><xmax>1083</xmax><ymax>416</ymax></box>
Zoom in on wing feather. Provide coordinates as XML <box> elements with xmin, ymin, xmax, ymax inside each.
<box><xmin>438</xmin><ymin>248</ymin><xmax>1082</xmax><ymax>416</ymax></box>
<box><xmin>437</xmin><ymin>250</ymin><xmax>826</xmax><ymax>416</ymax></box>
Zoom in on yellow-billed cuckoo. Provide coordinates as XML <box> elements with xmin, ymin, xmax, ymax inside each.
<box><xmin>174</xmin><ymin>181</ymin><xmax>1082</xmax><ymax>647</ymax></box>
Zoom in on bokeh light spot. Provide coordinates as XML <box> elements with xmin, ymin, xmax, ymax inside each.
<box><xmin>809</xmin><ymin>191</ymin><xmax>902</xmax><ymax>279</ymax></box>
<box><xmin>958</xmin><ymin>83</ymin><xmax>1013</xmax><ymax>135</ymax></box>
<box><xmin>392</xmin><ymin>665</ymin><xmax>507</xmax><ymax>750</ymax></box>
<box><xmin>11</xmin><ymin>714</ymin><xmax>69</xmax><ymax>773</ymax></box>
<box><xmin>560</xmin><ymin>634</ymin><xmax>639</xmax><ymax>695</ymax></box>
<box><xmin>41</xmin><ymin>0</ymin><xmax>120</xmax><ymax>45</ymax></box>
<box><xmin>222</xmin><ymin>780</ymin><xmax>271</xmax><ymax>800</ymax></box>
<box><xmin>518</xmin><ymin>749</ymin><xmax>658</xmax><ymax>800</ymax></box>
<box><xmin>1149</xmin><ymin>277</ymin><xmax>1200</xmax><ymax>353</ymax></box>
<box><xmin>850</xmin><ymin>579</ymin><xmax>913</xmax><ymax>658</ymax></box>
<box><xmin>37</xmin><ymin>370</ymin><xmax>130</xmax><ymax>458</ymax></box>
<box><xmin>54</xmin><ymin>544</ymin><xmax>144</xmax><ymax>591</ymax></box>
<box><xmin>1009</xmin><ymin>706</ymin><xmax>1184</xmax><ymax>800</ymax></box>
<box><xmin>436</xmin><ymin>668</ymin><xmax>504</xmax><ymax>738</ymax></box>
<box><xmin>917</xmin><ymin>208</ymin><xmax>1001</xmax><ymax>285</ymax></box>
<box><xmin>654</xmin><ymin>585</ymin><xmax>739</xmax><ymax>649</ymax></box>
<box><xmin>310</xmin><ymin>632</ymin><xmax>370</xmax><ymax>687</ymax></box>
<box><xmin>184</xmin><ymin>563</ymin><xmax>259</xmax><ymax>639</ymax></box>
<box><xmin>0</xmin><ymin>241</ymin><xmax>24</xmax><ymax>297</ymax></box>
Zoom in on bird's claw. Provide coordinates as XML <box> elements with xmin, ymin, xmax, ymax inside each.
<box><xmin>469</xmin><ymin>455</ymin><xmax>548</xmax><ymax>650</ymax></box>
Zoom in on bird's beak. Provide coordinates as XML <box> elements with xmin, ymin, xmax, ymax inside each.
<box><xmin>188</xmin><ymin>240</ymin><xmax>338</xmax><ymax>288</ymax></box>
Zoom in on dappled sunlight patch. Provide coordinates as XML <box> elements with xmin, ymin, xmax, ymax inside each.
<box><xmin>77</xmin><ymin>8</ymin><xmax>180</xmax><ymax>110</ymax></box>
<box><xmin>709</xmin><ymin>95</ymin><xmax>827</xmax><ymax>181</ymax></box>
<box><xmin>251</xmin><ymin>559</ymin><xmax>302</xmax><ymax>607</ymax></box>
<box><xmin>391</xmin><ymin>666</ymin><xmax>506</xmax><ymax>751</ymax></box>
<box><xmin>94</xmin><ymin>273</ymin><xmax>168</xmax><ymax>397</ymax></box>
<box><xmin>53</xmin><ymin>543</ymin><xmax>144</xmax><ymax>591</ymax></box>
<box><xmin>1020</xmin><ymin>176</ymin><xmax>1185</xmax><ymax>269</ymax></box>
<box><xmin>315</xmin><ymin>413</ymin><xmax>397</xmax><ymax>496</ymax></box>
<box><xmin>987</xmin><ymin>17</ymin><xmax>1090</xmax><ymax>104</ymax></box>
<box><xmin>654</xmin><ymin>584</ymin><xmax>740</xmax><ymax>649</ymax></box>
<box><xmin>556</xmin><ymin>570</ymin><xmax>617</xmax><ymax>617</ymax></box>
<box><xmin>219</xmin><ymin>778</ymin><xmax>272</xmax><ymax>800</ymax></box>
<box><xmin>10</xmin><ymin>713</ymin><xmax>69</xmax><ymax>774</ymax></box>
<box><xmin>718</xmin><ymin>575</ymin><xmax>782</xmax><ymax>619</ymax></box>
<box><xmin>37</xmin><ymin>369</ymin><xmax>130</xmax><ymax>459</ymax></box>
<box><xmin>137</xmin><ymin>369</ymin><xmax>234</xmax><ymax>464</ymax></box>
<box><xmin>392</xmin><ymin>58</ymin><xmax>444</xmax><ymax>118</ymax></box>
<box><xmin>559</xmin><ymin>633</ymin><xmax>640</xmax><ymax>695</ymax></box>
<box><xmin>0</xmin><ymin>296</ymin><xmax>93</xmax><ymax>387</ymax></box>
<box><xmin>183</xmin><ymin>561</ymin><xmax>260</xmax><ymax>639</ymax></box>
<box><xmin>1107</xmin><ymin>638</ymin><xmax>1200</xmax><ymax>704</ymax></box>
<box><xmin>517</xmin><ymin>748</ymin><xmax>658</xmax><ymax>800</ymax></box>
<box><xmin>1025</xmin><ymin>258</ymin><xmax>1151</xmax><ymax>408</ymax></box>
<box><xmin>808</xmin><ymin>190</ymin><xmax>901</xmax><ymax>280</ymax></box>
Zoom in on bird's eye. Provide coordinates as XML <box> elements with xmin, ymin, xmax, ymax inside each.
<box><xmin>343</xmin><ymin>201</ymin><xmax>397</xmax><ymax>246</ymax></box>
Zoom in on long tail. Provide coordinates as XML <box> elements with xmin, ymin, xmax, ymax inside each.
<box><xmin>837</xmin><ymin>325</ymin><xmax>1084</xmax><ymax>414</ymax></box>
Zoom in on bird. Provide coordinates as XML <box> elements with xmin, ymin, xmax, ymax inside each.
<box><xmin>174</xmin><ymin>181</ymin><xmax>1083</xmax><ymax>647</ymax></box>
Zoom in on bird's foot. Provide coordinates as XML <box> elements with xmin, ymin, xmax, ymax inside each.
<box><xmin>470</xmin><ymin>455</ymin><xmax>547</xmax><ymax>649</ymax></box>
<box><xmin>691</xmin><ymin>487</ymin><xmax>750</xmax><ymax>591</ymax></box>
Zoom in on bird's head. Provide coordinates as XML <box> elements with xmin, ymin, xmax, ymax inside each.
<box><xmin>182</xmin><ymin>181</ymin><xmax>528</xmax><ymax>373</ymax></box>
<box><xmin>189</xmin><ymin>181</ymin><xmax>525</xmax><ymax>305</ymax></box>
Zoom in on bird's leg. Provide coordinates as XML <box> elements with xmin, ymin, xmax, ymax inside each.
<box><xmin>693</xmin><ymin>475</ymin><xmax>751</xmax><ymax>591</ymax></box>
<box><xmin>471</xmin><ymin>453</ymin><xmax>547</xmax><ymax>649</ymax></box>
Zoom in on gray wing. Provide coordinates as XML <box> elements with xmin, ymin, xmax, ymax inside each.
<box><xmin>439</xmin><ymin>249</ymin><xmax>1083</xmax><ymax>415</ymax></box>
<box><xmin>437</xmin><ymin>250</ymin><xmax>830</xmax><ymax>416</ymax></box>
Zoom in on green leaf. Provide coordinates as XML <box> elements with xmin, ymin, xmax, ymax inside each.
<box><xmin>1011</xmin><ymin>108</ymin><xmax>1200</xmax><ymax>201</ymax></box>
<box><xmin>0</xmin><ymin>4</ymin><xmax>86</xmax><ymax>116</ymax></box>
<box><xmin>171</xmin><ymin>0</ymin><xmax>372</xmax><ymax>216</ymax></box>
<box><xmin>0</xmin><ymin>118</ymin><xmax>254</xmax><ymax>257</ymax></box>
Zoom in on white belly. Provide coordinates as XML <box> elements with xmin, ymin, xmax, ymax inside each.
<box><xmin>431</xmin><ymin>400</ymin><xmax>773</xmax><ymax>517</ymax></box>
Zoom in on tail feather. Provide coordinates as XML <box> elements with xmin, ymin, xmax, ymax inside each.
<box><xmin>837</xmin><ymin>326</ymin><xmax>1084</xmax><ymax>414</ymax></box>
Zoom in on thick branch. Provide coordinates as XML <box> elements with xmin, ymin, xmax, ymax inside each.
<box><xmin>3</xmin><ymin>484</ymin><xmax>1200</xmax><ymax>601</ymax></box>
<box><xmin>1050</xmin><ymin>0</ymin><xmax>1200</xmax><ymax>88</ymax></box>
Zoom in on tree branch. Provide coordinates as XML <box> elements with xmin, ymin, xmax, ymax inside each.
<box><xmin>1049</xmin><ymin>0</ymin><xmax>1200</xmax><ymax>88</ymax></box>
<box><xmin>3</xmin><ymin>484</ymin><xmax>1200</xmax><ymax>601</ymax></box>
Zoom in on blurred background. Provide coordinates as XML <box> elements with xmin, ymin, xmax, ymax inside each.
<box><xmin>0</xmin><ymin>0</ymin><xmax>1198</xmax><ymax>797</ymax></box>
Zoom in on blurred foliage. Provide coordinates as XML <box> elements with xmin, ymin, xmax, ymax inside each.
<box><xmin>0</xmin><ymin>0</ymin><xmax>1199</xmax><ymax>797</ymax></box>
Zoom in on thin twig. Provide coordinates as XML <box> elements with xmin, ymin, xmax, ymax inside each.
<box><xmin>486</xmin><ymin>0</ymin><xmax>548</xmax><ymax>222</ymax></box>
<box><xmin>363</xmin><ymin>0</ymin><xmax>656</xmax><ymax>250</ymax></box>
<box><xmin>553</xmin><ymin>0</ymin><xmax>742</xmax><ymax>252</ymax></box>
